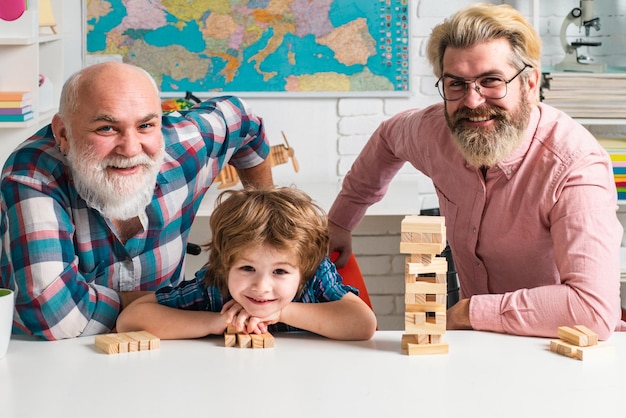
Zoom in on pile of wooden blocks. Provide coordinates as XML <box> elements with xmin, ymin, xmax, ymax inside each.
<box><xmin>550</xmin><ymin>325</ymin><xmax>612</xmax><ymax>360</ymax></box>
<box><xmin>95</xmin><ymin>331</ymin><xmax>160</xmax><ymax>354</ymax></box>
<box><xmin>224</xmin><ymin>326</ymin><xmax>275</xmax><ymax>349</ymax></box>
<box><xmin>400</xmin><ymin>215</ymin><xmax>449</xmax><ymax>355</ymax></box>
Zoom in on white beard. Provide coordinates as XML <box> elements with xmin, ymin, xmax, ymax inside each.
<box><xmin>66</xmin><ymin>142</ymin><xmax>164</xmax><ymax>220</ymax></box>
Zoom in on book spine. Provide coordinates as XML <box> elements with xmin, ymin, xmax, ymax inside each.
<box><xmin>0</xmin><ymin>105</ymin><xmax>33</xmax><ymax>115</ymax></box>
<box><xmin>0</xmin><ymin>112</ymin><xmax>34</xmax><ymax>122</ymax></box>
<box><xmin>0</xmin><ymin>91</ymin><xmax>33</xmax><ymax>101</ymax></box>
<box><xmin>0</xmin><ymin>100</ymin><xmax>34</xmax><ymax>108</ymax></box>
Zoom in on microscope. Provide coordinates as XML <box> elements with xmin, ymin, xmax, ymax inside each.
<box><xmin>555</xmin><ymin>0</ymin><xmax>607</xmax><ymax>72</ymax></box>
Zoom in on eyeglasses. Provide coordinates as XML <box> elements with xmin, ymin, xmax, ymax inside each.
<box><xmin>435</xmin><ymin>64</ymin><xmax>530</xmax><ymax>101</ymax></box>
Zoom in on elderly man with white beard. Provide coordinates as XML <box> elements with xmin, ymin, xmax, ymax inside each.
<box><xmin>0</xmin><ymin>62</ymin><xmax>273</xmax><ymax>340</ymax></box>
<box><xmin>327</xmin><ymin>3</ymin><xmax>625</xmax><ymax>340</ymax></box>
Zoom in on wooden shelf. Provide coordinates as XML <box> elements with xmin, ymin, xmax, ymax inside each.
<box><xmin>0</xmin><ymin>0</ymin><xmax>65</xmax><ymax>169</ymax></box>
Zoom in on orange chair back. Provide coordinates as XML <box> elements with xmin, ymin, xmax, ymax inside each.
<box><xmin>332</xmin><ymin>252</ymin><xmax>373</xmax><ymax>310</ymax></box>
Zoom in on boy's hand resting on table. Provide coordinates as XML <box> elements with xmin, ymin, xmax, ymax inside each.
<box><xmin>221</xmin><ymin>299</ymin><xmax>278</xmax><ymax>335</ymax></box>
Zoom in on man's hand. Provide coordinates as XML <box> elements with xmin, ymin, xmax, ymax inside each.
<box><xmin>328</xmin><ymin>221</ymin><xmax>353</xmax><ymax>269</ymax></box>
<box><xmin>446</xmin><ymin>298</ymin><xmax>473</xmax><ymax>330</ymax></box>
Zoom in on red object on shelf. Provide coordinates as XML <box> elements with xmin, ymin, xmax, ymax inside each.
<box><xmin>0</xmin><ymin>0</ymin><xmax>26</xmax><ymax>21</ymax></box>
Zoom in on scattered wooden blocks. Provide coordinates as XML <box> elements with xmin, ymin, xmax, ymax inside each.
<box><xmin>549</xmin><ymin>325</ymin><xmax>612</xmax><ymax>361</ymax></box>
<box><xmin>224</xmin><ymin>326</ymin><xmax>274</xmax><ymax>349</ymax></box>
<box><xmin>400</xmin><ymin>215</ymin><xmax>449</xmax><ymax>355</ymax></box>
<box><xmin>95</xmin><ymin>331</ymin><xmax>160</xmax><ymax>354</ymax></box>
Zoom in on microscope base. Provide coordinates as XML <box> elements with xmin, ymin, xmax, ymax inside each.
<box><xmin>555</xmin><ymin>54</ymin><xmax>606</xmax><ymax>73</ymax></box>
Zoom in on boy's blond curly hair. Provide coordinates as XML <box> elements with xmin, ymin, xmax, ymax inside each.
<box><xmin>203</xmin><ymin>187</ymin><xmax>328</xmax><ymax>297</ymax></box>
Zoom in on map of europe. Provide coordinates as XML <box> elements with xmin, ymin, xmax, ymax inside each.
<box><xmin>86</xmin><ymin>0</ymin><xmax>409</xmax><ymax>95</ymax></box>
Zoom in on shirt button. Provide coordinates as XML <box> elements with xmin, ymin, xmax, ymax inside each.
<box><xmin>472</xmin><ymin>227</ymin><xmax>477</xmax><ymax>234</ymax></box>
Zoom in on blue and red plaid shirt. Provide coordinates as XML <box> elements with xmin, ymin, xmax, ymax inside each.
<box><xmin>0</xmin><ymin>96</ymin><xmax>269</xmax><ymax>340</ymax></box>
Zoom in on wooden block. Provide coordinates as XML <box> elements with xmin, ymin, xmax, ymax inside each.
<box><xmin>251</xmin><ymin>333</ymin><xmax>265</xmax><ymax>349</ymax></box>
<box><xmin>401</xmin><ymin>232</ymin><xmax>442</xmax><ymax>245</ymax></box>
<box><xmin>405</xmin><ymin>292</ymin><xmax>426</xmax><ymax>305</ymax></box>
<box><xmin>95</xmin><ymin>331</ymin><xmax>160</xmax><ymax>355</ymax></box>
<box><xmin>226</xmin><ymin>332</ymin><xmax>274</xmax><ymax>349</ymax></box>
<box><xmin>125</xmin><ymin>331</ymin><xmax>150</xmax><ymax>351</ymax></box>
<box><xmin>406</xmin><ymin>259</ymin><xmax>448</xmax><ymax>275</ymax></box>
<box><xmin>405</xmin><ymin>321</ymin><xmax>446</xmax><ymax>335</ymax></box>
<box><xmin>400</xmin><ymin>242</ymin><xmax>446</xmax><ymax>256</ymax></box>
<box><xmin>557</xmin><ymin>326</ymin><xmax>591</xmax><ymax>347</ymax></box>
<box><xmin>405</xmin><ymin>302</ymin><xmax>446</xmax><ymax>313</ymax></box>
<box><xmin>401</xmin><ymin>216</ymin><xmax>446</xmax><ymax>234</ymax></box>
<box><xmin>405</xmin><ymin>311</ymin><xmax>426</xmax><ymax>326</ymax></box>
<box><xmin>94</xmin><ymin>334</ymin><xmax>120</xmax><ymax>354</ymax></box>
<box><xmin>406</xmin><ymin>282</ymin><xmax>447</xmax><ymax>295</ymax></box>
<box><xmin>401</xmin><ymin>333</ymin><xmax>430</xmax><ymax>349</ymax></box>
<box><xmin>401</xmin><ymin>333</ymin><xmax>433</xmax><ymax>347</ymax></box>
<box><xmin>408</xmin><ymin>254</ymin><xmax>434</xmax><ymax>264</ymax></box>
<box><xmin>550</xmin><ymin>339</ymin><xmax>613</xmax><ymax>361</ymax></box>
<box><xmin>224</xmin><ymin>333</ymin><xmax>236</xmax><ymax>347</ymax></box>
<box><xmin>226</xmin><ymin>325</ymin><xmax>238</xmax><ymax>334</ymax></box>
<box><xmin>236</xmin><ymin>333</ymin><xmax>252</xmax><ymax>348</ymax></box>
<box><xmin>263</xmin><ymin>332</ymin><xmax>275</xmax><ymax>348</ymax></box>
<box><xmin>131</xmin><ymin>330</ymin><xmax>160</xmax><ymax>350</ymax></box>
<box><xmin>573</xmin><ymin>325</ymin><xmax>598</xmax><ymax>346</ymax></box>
<box><xmin>400</xmin><ymin>232</ymin><xmax>415</xmax><ymax>243</ymax></box>
<box><xmin>405</xmin><ymin>342</ymin><xmax>449</xmax><ymax>355</ymax></box>
<box><xmin>550</xmin><ymin>339</ymin><xmax>577</xmax><ymax>358</ymax></box>
<box><xmin>111</xmin><ymin>333</ymin><xmax>135</xmax><ymax>353</ymax></box>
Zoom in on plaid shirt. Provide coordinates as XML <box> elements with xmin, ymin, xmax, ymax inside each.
<box><xmin>156</xmin><ymin>257</ymin><xmax>359</xmax><ymax>333</ymax></box>
<box><xmin>1</xmin><ymin>96</ymin><xmax>269</xmax><ymax>340</ymax></box>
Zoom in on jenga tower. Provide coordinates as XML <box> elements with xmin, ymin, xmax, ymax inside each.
<box><xmin>400</xmin><ymin>215</ymin><xmax>449</xmax><ymax>355</ymax></box>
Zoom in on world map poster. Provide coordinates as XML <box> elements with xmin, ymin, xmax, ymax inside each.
<box><xmin>85</xmin><ymin>0</ymin><xmax>410</xmax><ymax>96</ymax></box>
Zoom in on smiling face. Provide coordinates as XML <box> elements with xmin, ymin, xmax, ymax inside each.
<box><xmin>52</xmin><ymin>63</ymin><xmax>164</xmax><ymax>219</ymax></box>
<box><xmin>442</xmin><ymin>38</ymin><xmax>538</xmax><ymax>168</ymax></box>
<box><xmin>227</xmin><ymin>244</ymin><xmax>302</xmax><ymax>318</ymax></box>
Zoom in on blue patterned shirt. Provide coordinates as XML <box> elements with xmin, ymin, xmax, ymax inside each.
<box><xmin>156</xmin><ymin>257</ymin><xmax>359</xmax><ymax>333</ymax></box>
<box><xmin>1</xmin><ymin>96</ymin><xmax>269</xmax><ymax>340</ymax></box>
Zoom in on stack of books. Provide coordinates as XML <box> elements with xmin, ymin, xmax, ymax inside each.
<box><xmin>597</xmin><ymin>138</ymin><xmax>626</xmax><ymax>201</ymax></box>
<box><xmin>0</xmin><ymin>91</ymin><xmax>34</xmax><ymax>122</ymax></box>
<box><xmin>541</xmin><ymin>70</ymin><xmax>626</xmax><ymax>119</ymax></box>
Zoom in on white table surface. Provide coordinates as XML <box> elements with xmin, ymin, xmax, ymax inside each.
<box><xmin>1</xmin><ymin>330</ymin><xmax>624</xmax><ymax>418</ymax></box>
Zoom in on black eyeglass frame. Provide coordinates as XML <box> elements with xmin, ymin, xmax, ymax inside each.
<box><xmin>435</xmin><ymin>64</ymin><xmax>531</xmax><ymax>101</ymax></box>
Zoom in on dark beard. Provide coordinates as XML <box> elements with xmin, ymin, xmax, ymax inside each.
<box><xmin>445</xmin><ymin>94</ymin><xmax>531</xmax><ymax>168</ymax></box>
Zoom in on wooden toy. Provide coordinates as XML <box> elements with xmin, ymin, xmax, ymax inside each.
<box><xmin>224</xmin><ymin>325</ymin><xmax>275</xmax><ymax>349</ymax></box>
<box><xmin>549</xmin><ymin>325</ymin><xmax>612</xmax><ymax>360</ymax></box>
<box><xmin>94</xmin><ymin>331</ymin><xmax>160</xmax><ymax>354</ymax></box>
<box><xmin>400</xmin><ymin>215</ymin><xmax>449</xmax><ymax>355</ymax></box>
<box><xmin>215</xmin><ymin>131</ymin><xmax>298</xmax><ymax>189</ymax></box>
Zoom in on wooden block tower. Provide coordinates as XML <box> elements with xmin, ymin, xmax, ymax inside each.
<box><xmin>400</xmin><ymin>215</ymin><xmax>449</xmax><ymax>355</ymax></box>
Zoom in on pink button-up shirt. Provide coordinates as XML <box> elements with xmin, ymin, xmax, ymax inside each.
<box><xmin>329</xmin><ymin>102</ymin><xmax>624</xmax><ymax>339</ymax></box>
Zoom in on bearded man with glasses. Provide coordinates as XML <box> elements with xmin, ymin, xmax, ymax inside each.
<box><xmin>328</xmin><ymin>3</ymin><xmax>625</xmax><ymax>339</ymax></box>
